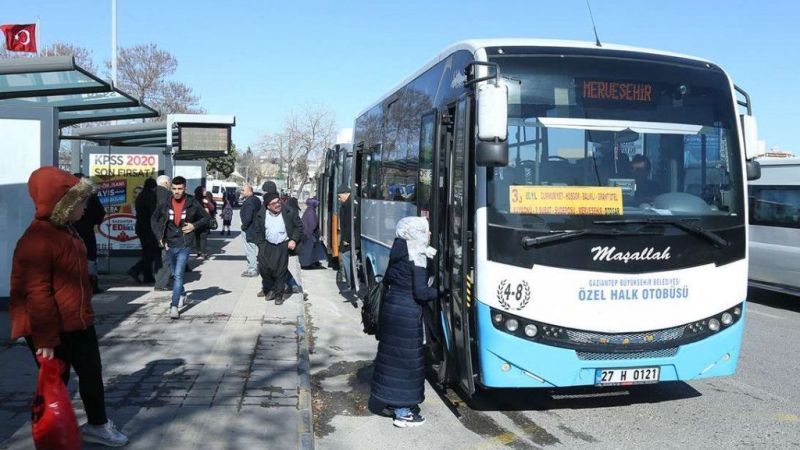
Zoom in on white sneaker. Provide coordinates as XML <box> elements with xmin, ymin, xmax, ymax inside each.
<box><xmin>170</xmin><ymin>306</ymin><xmax>180</xmax><ymax>319</ymax></box>
<box><xmin>178</xmin><ymin>294</ymin><xmax>188</xmax><ymax>308</ymax></box>
<box><xmin>81</xmin><ymin>419</ymin><xmax>129</xmax><ymax>447</ymax></box>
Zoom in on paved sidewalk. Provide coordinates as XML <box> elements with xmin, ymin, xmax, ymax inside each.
<box><xmin>0</xmin><ymin>226</ymin><xmax>312</xmax><ymax>449</ymax></box>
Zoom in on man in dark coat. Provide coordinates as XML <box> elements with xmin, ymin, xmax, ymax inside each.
<box><xmin>253</xmin><ymin>192</ymin><xmax>303</xmax><ymax>305</ymax></box>
<box><xmin>239</xmin><ymin>184</ymin><xmax>261</xmax><ymax>277</ymax></box>
<box><xmin>152</xmin><ymin>175</ymin><xmax>173</xmax><ymax>290</ymax></box>
<box><xmin>370</xmin><ymin>217</ymin><xmax>437</xmax><ymax>428</ymax></box>
<box><xmin>337</xmin><ymin>185</ymin><xmax>354</xmax><ymax>288</ymax></box>
<box><xmin>151</xmin><ymin>176</ymin><xmax>210</xmax><ymax>319</ymax></box>
<box><xmin>72</xmin><ymin>174</ymin><xmax>106</xmax><ymax>294</ymax></box>
<box><xmin>261</xmin><ymin>180</ymin><xmax>303</xmax><ymax>294</ymax></box>
<box><xmin>128</xmin><ymin>178</ymin><xmax>159</xmax><ymax>283</ymax></box>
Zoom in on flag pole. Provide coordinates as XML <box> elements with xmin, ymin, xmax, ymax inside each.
<box><xmin>111</xmin><ymin>0</ymin><xmax>117</xmax><ymax>86</ymax></box>
<box><xmin>37</xmin><ymin>16</ymin><xmax>42</xmax><ymax>55</ymax></box>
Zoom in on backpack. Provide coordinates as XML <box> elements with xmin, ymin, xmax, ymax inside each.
<box><xmin>362</xmin><ymin>261</ymin><xmax>394</xmax><ymax>338</ymax></box>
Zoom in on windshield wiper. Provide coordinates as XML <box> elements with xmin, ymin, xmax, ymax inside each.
<box><xmin>593</xmin><ymin>218</ymin><xmax>730</xmax><ymax>247</ymax></box>
<box><xmin>521</xmin><ymin>228</ymin><xmax>662</xmax><ymax>249</ymax></box>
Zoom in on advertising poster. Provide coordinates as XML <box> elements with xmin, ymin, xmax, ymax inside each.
<box><xmin>90</xmin><ymin>153</ymin><xmax>158</xmax><ymax>252</ymax></box>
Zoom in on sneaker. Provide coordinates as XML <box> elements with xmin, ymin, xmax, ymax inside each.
<box><xmin>381</xmin><ymin>405</ymin><xmax>421</xmax><ymax>417</ymax></box>
<box><xmin>81</xmin><ymin>419</ymin><xmax>129</xmax><ymax>447</ymax></box>
<box><xmin>178</xmin><ymin>294</ymin><xmax>188</xmax><ymax>309</ymax></box>
<box><xmin>170</xmin><ymin>306</ymin><xmax>180</xmax><ymax>319</ymax></box>
<box><xmin>393</xmin><ymin>411</ymin><xmax>425</xmax><ymax>428</ymax></box>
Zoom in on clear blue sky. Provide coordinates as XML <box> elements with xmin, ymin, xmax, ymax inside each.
<box><xmin>4</xmin><ymin>0</ymin><xmax>798</xmax><ymax>153</ymax></box>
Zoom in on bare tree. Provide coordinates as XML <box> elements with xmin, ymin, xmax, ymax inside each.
<box><xmin>0</xmin><ymin>42</ymin><xmax>96</xmax><ymax>72</ymax></box>
<box><xmin>110</xmin><ymin>44</ymin><xmax>201</xmax><ymax>117</ymax></box>
<box><xmin>283</xmin><ymin>104</ymin><xmax>337</xmax><ymax>197</ymax></box>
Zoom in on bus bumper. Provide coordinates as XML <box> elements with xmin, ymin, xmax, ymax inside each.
<box><xmin>475</xmin><ymin>301</ymin><xmax>745</xmax><ymax>388</ymax></box>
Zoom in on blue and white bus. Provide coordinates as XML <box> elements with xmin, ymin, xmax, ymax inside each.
<box><xmin>347</xmin><ymin>39</ymin><xmax>761</xmax><ymax>395</ymax></box>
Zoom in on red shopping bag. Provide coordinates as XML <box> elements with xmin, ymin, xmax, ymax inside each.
<box><xmin>31</xmin><ymin>356</ymin><xmax>81</xmax><ymax>450</ymax></box>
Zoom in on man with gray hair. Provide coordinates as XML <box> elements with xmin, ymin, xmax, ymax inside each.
<box><xmin>239</xmin><ymin>184</ymin><xmax>261</xmax><ymax>277</ymax></box>
<box><xmin>153</xmin><ymin>174</ymin><xmax>173</xmax><ymax>290</ymax></box>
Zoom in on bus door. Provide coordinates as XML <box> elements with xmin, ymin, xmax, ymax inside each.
<box><xmin>448</xmin><ymin>97</ymin><xmax>475</xmax><ymax>395</ymax></box>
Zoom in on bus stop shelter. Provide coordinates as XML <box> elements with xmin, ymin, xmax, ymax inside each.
<box><xmin>0</xmin><ymin>55</ymin><xmax>158</xmax><ymax>298</ymax></box>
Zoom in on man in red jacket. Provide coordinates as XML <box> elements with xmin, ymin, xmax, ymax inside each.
<box><xmin>10</xmin><ymin>167</ymin><xmax>128</xmax><ymax>447</ymax></box>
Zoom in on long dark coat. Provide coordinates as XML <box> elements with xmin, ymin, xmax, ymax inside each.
<box><xmin>370</xmin><ymin>238</ymin><xmax>437</xmax><ymax>407</ymax></box>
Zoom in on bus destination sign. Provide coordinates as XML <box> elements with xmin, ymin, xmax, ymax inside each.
<box><xmin>579</xmin><ymin>79</ymin><xmax>656</xmax><ymax>106</ymax></box>
<box><xmin>179</xmin><ymin>126</ymin><xmax>230</xmax><ymax>152</ymax></box>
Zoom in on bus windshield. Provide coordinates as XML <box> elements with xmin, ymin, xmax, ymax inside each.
<box><xmin>486</xmin><ymin>53</ymin><xmax>744</xmax><ymax>231</ymax></box>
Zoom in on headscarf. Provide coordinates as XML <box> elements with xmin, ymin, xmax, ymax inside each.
<box><xmin>395</xmin><ymin>216</ymin><xmax>436</xmax><ymax>267</ymax></box>
<box><xmin>301</xmin><ymin>198</ymin><xmax>318</xmax><ymax>236</ymax></box>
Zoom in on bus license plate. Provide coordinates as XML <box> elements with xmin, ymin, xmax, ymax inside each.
<box><xmin>595</xmin><ymin>367</ymin><xmax>660</xmax><ymax>386</ymax></box>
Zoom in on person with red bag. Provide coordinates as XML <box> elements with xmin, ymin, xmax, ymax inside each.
<box><xmin>9</xmin><ymin>167</ymin><xmax>129</xmax><ymax>447</ymax></box>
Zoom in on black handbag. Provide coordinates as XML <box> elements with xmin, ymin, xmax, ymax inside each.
<box><xmin>362</xmin><ymin>260</ymin><xmax>394</xmax><ymax>338</ymax></box>
<box><xmin>209</xmin><ymin>217</ymin><xmax>219</xmax><ymax>230</ymax></box>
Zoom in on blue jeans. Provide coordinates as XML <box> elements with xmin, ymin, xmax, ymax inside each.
<box><xmin>168</xmin><ymin>246</ymin><xmax>190</xmax><ymax>307</ymax></box>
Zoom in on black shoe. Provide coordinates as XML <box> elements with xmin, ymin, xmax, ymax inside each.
<box><xmin>291</xmin><ymin>286</ymin><xmax>302</xmax><ymax>294</ymax></box>
<box><xmin>265</xmin><ymin>291</ymin><xmax>279</xmax><ymax>302</ymax></box>
<box><xmin>275</xmin><ymin>294</ymin><xmax>287</xmax><ymax>306</ymax></box>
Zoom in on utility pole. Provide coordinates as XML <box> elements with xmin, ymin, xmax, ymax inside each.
<box><xmin>111</xmin><ymin>0</ymin><xmax>117</xmax><ymax>85</ymax></box>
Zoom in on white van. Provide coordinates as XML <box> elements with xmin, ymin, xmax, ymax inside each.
<box><xmin>748</xmin><ymin>157</ymin><xmax>800</xmax><ymax>295</ymax></box>
<box><xmin>208</xmin><ymin>180</ymin><xmax>238</xmax><ymax>208</ymax></box>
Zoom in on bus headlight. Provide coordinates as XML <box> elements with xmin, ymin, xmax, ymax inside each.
<box><xmin>733</xmin><ymin>306</ymin><xmax>741</xmax><ymax>316</ymax></box>
<box><xmin>708</xmin><ymin>318</ymin><xmax>721</xmax><ymax>332</ymax></box>
<box><xmin>524</xmin><ymin>324</ymin><xmax>538</xmax><ymax>337</ymax></box>
<box><xmin>505</xmin><ymin>319</ymin><xmax>519</xmax><ymax>332</ymax></box>
<box><xmin>721</xmin><ymin>312</ymin><xmax>733</xmax><ymax>326</ymax></box>
<box><xmin>493</xmin><ymin>313</ymin><xmax>504</xmax><ymax>325</ymax></box>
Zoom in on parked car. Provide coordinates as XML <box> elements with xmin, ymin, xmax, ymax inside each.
<box><xmin>748</xmin><ymin>157</ymin><xmax>800</xmax><ymax>295</ymax></box>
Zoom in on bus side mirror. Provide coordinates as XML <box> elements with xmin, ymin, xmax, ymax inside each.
<box><xmin>740</xmin><ymin>114</ymin><xmax>758</xmax><ymax>161</ymax></box>
<box><xmin>476</xmin><ymin>82</ymin><xmax>509</xmax><ymax>167</ymax></box>
<box><xmin>746</xmin><ymin>160</ymin><xmax>761</xmax><ymax>181</ymax></box>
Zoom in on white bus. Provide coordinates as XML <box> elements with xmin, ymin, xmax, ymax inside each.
<box><xmin>748</xmin><ymin>157</ymin><xmax>800</xmax><ymax>295</ymax></box>
<box><xmin>346</xmin><ymin>39</ymin><xmax>761</xmax><ymax>396</ymax></box>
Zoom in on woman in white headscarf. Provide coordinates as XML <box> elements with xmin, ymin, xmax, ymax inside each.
<box><xmin>370</xmin><ymin>216</ymin><xmax>438</xmax><ymax>428</ymax></box>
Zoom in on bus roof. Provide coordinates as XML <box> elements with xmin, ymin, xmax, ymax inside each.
<box><xmin>357</xmin><ymin>38</ymin><xmax>715</xmax><ymax>118</ymax></box>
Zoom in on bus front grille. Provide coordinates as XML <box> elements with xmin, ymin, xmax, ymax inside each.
<box><xmin>576</xmin><ymin>347</ymin><xmax>678</xmax><ymax>360</ymax></box>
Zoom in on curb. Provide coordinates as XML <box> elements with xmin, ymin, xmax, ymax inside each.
<box><xmin>295</xmin><ymin>263</ymin><xmax>314</xmax><ymax>450</ymax></box>
<box><xmin>296</xmin><ymin>312</ymin><xmax>314</xmax><ymax>449</ymax></box>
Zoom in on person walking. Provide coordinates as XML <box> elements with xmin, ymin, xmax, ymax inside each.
<box><xmin>221</xmin><ymin>195</ymin><xmax>233</xmax><ymax>235</ymax></box>
<box><xmin>260</xmin><ymin>181</ymin><xmax>302</xmax><ymax>294</ymax></box>
<box><xmin>239</xmin><ymin>184</ymin><xmax>261</xmax><ymax>277</ymax></box>
<box><xmin>10</xmin><ymin>167</ymin><xmax>129</xmax><ymax>447</ymax></box>
<box><xmin>153</xmin><ymin>175</ymin><xmax>173</xmax><ymax>291</ymax></box>
<box><xmin>193</xmin><ymin>187</ymin><xmax>212</xmax><ymax>260</ymax></box>
<box><xmin>370</xmin><ymin>216</ymin><xmax>437</xmax><ymax>428</ymax></box>
<box><xmin>128</xmin><ymin>177</ymin><xmax>159</xmax><ymax>283</ymax></box>
<box><xmin>299</xmin><ymin>197</ymin><xmax>327</xmax><ymax>269</ymax></box>
<box><xmin>152</xmin><ymin>176</ymin><xmax>210</xmax><ymax>319</ymax></box>
<box><xmin>72</xmin><ymin>174</ymin><xmax>106</xmax><ymax>294</ymax></box>
<box><xmin>337</xmin><ymin>185</ymin><xmax>354</xmax><ymax>288</ymax></box>
<box><xmin>253</xmin><ymin>192</ymin><xmax>302</xmax><ymax>305</ymax></box>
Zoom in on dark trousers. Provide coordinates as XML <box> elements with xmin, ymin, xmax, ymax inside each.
<box><xmin>154</xmin><ymin>248</ymin><xmax>171</xmax><ymax>289</ymax></box>
<box><xmin>196</xmin><ymin>231</ymin><xmax>209</xmax><ymax>256</ymax></box>
<box><xmin>131</xmin><ymin>241</ymin><xmax>159</xmax><ymax>281</ymax></box>
<box><xmin>258</xmin><ymin>241</ymin><xmax>289</xmax><ymax>295</ymax></box>
<box><xmin>25</xmin><ymin>326</ymin><xmax>108</xmax><ymax>425</ymax></box>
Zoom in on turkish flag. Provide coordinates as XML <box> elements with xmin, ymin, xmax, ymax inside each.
<box><xmin>1</xmin><ymin>24</ymin><xmax>37</xmax><ymax>53</ymax></box>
